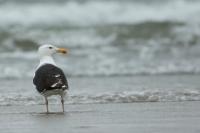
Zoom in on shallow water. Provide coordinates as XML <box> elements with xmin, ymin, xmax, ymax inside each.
<box><xmin>1</xmin><ymin>102</ymin><xmax>200</xmax><ymax>133</ymax></box>
<box><xmin>0</xmin><ymin>75</ymin><xmax>200</xmax><ymax>106</ymax></box>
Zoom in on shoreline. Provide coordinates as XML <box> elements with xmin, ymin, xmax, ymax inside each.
<box><xmin>1</xmin><ymin>74</ymin><xmax>200</xmax><ymax>106</ymax></box>
<box><xmin>0</xmin><ymin>101</ymin><xmax>200</xmax><ymax>133</ymax></box>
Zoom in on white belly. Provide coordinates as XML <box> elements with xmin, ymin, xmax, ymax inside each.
<box><xmin>41</xmin><ymin>89</ymin><xmax>67</xmax><ymax>97</ymax></box>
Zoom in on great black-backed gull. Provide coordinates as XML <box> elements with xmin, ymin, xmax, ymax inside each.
<box><xmin>33</xmin><ymin>44</ymin><xmax>69</xmax><ymax>113</ymax></box>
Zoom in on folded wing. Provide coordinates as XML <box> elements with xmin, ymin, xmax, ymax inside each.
<box><xmin>33</xmin><ymin>64</ymin><xmax>68</xmax><ymax>93</ymax></box>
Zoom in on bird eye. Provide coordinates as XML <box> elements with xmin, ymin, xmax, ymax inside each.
<box><xmin>49</xmin><ymin>47</ymin><xmax>53</xmax><ymax>49</ymax></box>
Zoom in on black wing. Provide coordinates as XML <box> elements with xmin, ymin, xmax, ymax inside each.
<box><xmin>33</xmin><ymin>64</ymin><xmax>68</xmax><ymax>93</ymax></box>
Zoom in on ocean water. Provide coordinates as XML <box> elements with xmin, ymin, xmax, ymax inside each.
<box><xmin>0</xmin><ymin>0</ymin><xmax>200</xmax><ymax>78</ymax></box>
<box><xmin>0</xmin><ymin>75</ymin><xmax>200</xmax><ymax>106</ymax></box>
<box><xmin>0</xmin><ymin>0</ymin><xmax>200</xmax><ymax>105</ymax></box>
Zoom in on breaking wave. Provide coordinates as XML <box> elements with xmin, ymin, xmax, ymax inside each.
<box><xmin>0</xmin><ymin>0</ymin><xmax>200</xmax><ymax>78</ymax></box>
<box><xmin>0</xmin><ymin>0</ymin><xmax>200</xmax><ymax>27</ymax></box>
<box><xmin>0</xmin><ymin>90</ymin><xmax>200</xmax><ymax>106</ymax></box>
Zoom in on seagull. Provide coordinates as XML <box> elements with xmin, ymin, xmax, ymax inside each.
<box><xmin>33</xmin><ymin>44</ymin><xmax>69</xmax><ymax>113</ymax></box>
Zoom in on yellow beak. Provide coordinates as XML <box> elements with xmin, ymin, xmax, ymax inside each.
<box><xmin>57</xmin><ymin>48</ymin><xmax>68</xmax><ymax>54</ymax></box>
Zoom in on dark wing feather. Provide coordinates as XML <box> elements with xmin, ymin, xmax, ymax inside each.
<box><xmin>33</xmin><ymin>64</ymin><xmax>68</xmax><ymax>93</ymax></box>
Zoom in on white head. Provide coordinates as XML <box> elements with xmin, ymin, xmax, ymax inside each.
<box><xmin>37</xmin><ymin>44</ymin><xmax>68</xmax><ymax>67</ymax></box>
<box><xmin>38</xmin><ymin>44</ymin><xmax>68</xmax><ymax>57</ymax></box>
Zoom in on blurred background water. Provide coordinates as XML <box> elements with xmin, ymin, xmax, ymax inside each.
<box><xmin>0</xmin><ymin>0</ymin><xmax>200</xmax><ymax>79</ymax></box>
<box><xmin>0</xmin><ymin>0</ymin><xmax>200</xmax><ymax>105</ymax></box>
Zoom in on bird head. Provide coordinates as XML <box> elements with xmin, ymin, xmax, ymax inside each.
<box><xmin>38</xmin><ymin>44</ymin><xmax>68</xmax><ymax>57</ymax></box>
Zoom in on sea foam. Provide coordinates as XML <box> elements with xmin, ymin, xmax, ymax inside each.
<box><xmin>0</xmin><ymin>90</ymin><xmax>200</xmax><ymax>106</ymax></box>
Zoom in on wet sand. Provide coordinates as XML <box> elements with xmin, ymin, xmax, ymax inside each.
<box><xmin>0</xmin><ymin>75</ymin><xmax>200</xmax><ymax>133</ymax></box>
<box><xmin>0</xmin><ymin>101</ymin><xmax>200</xmax><ymax>133</ymax></box>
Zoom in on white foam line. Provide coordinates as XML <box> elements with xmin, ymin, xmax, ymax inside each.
<box><xmin>0</xmin><ymin>90</ymin><xmax>200</xmax><ymax>106</ymax></box>
<box><xmin>0</xmin><ymin>0</ymin><xmax>200</xmax><ymax>27</ymax></box>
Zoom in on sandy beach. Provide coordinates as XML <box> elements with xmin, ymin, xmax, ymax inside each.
<box><xmin>0</xmin><ymin>101</ymin><xmax>200</xmax><ymax>133</ymax></box>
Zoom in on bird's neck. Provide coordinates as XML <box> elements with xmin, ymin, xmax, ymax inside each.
<box><xmin>38</xmin><ymin>55</ymin><xmax>57</xmax><ymax>68</ymax></box>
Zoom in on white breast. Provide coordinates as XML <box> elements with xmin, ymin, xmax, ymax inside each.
<box><xmin>37</xmin><ymin>56</ymin><xmax>57</xmax><ymax>69</ymax></box>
